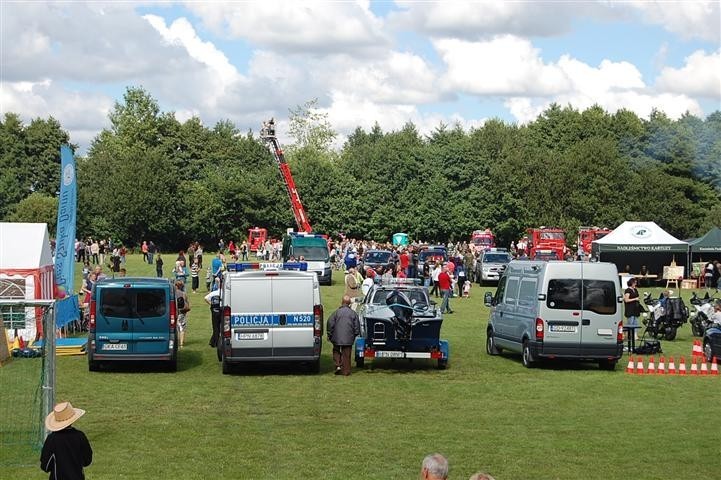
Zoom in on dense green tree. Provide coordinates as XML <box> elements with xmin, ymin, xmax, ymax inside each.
<box><xmin>7</xmin><ymin>192</ymin><xmax>58</xmax><ymax>234</ymax></box>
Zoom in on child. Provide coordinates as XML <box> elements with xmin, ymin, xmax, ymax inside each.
<box><xmin>205</xmin><ymin>265</ymin><xmax>212</xmax><ymax>291</ymax></box>
<box><xmin>463</xmin><ymin>280</ymin><xmax>472</xmax><ymax>298</ymax></box>
<box><xmin>190</xmin><ymin>260</ymin><xmax>200</xmax><ymax>294</ymax></box>
<box><xmin>41</xmin><ymin>401</ymin><xmax>93</xmax><ymax>479</ymax></box>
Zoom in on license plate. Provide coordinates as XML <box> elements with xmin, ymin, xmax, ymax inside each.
<box><xmin>550</xmin><ymin>325</ymin><xmax>577</xmax><ymax>333</ymax></box>
<box><xmin>375</xmin><ymin>351</ymin><xmax>404</xmax><ymax>358</ymax></box>
<box><xmin>236</xmin><ymin>332</ymin><xmax>265</xmax><ymax>340</ymax></box>
<box><xmin>102</xmin><ymin>343</ymin><xmax>127</xmax><ymax>350</ymax></box>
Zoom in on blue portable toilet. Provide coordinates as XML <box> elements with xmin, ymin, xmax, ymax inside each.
<box><xmin>392</xmin><ymin>233</ymin><xmax>409</xmax><ymax>246</ymax></box>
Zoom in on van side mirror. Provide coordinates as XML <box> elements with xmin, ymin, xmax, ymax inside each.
<box><xmin>484</xmin><ymin>292</ymin><xmax>494</xmax><ymax>307</ymax></box>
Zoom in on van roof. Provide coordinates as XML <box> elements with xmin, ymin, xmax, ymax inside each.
<box><xmin>96</xmin><ymin>277</ymin><xmax>173</xmax><ymax>287</ymax></box>
<box><xmin>505</xmin><ymin>260</ymin><xmax>619</xmax><ymax>276</ymax></box>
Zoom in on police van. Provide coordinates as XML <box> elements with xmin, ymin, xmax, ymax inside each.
<box><xmin>219</xmin><ymin>262</ymin><xmax>323</xmax><ymax>374</ymax></box>
<box><xmin>484</xmin><ymin>260</ymin><xmax>624</xmax><ymax>370</ymax></box>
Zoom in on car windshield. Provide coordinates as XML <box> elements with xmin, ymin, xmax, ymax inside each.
<box><xmin>365</xmin><ymin>251</ymin><xmax>391</xmax><ymax>263</ymax></box>
<box><xmin>420</xmin><ymin>250</ymin><xmax>447</xmax><ymax>262</ymax></box>
<box><xmin>371</xmin><ymin>289</ymin><xmax>428</xmax><ymax>307</ymax></box>
<box><xmin>472</xmin><ymin>237</ymin><xmax>493</xmax><ymax>245</ymax></box>
<box><xmin>540</xmin><ymin>232</ymin><xmax>565</xmax><ymax>241</ymax></box>
<box><xmin>483</xmin><ymin>254</ymin><xmax>511</xmax><ymax>263</ymax></box>
<box><xmin>533</xmin><ymin>252</ymin><xmax>558</xmax><ymax>261</ymax></box>
<box><xmin>293</xmin><ymin>246</ymin><xmax>329</xmax><ymax>261</ymax></box>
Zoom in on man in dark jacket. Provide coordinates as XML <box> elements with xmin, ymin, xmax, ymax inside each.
<box><xmin>41</xmin><ymin>401</ymin><xmax>93</xmax><ymax>480</ymax></box>
<box><xmin>327</xmin><ymin>295</ymin><xmax>361</xmax><ymax>376</ymax></box>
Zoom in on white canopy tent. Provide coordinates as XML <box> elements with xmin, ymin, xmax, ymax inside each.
<box><xmin>592</xmin><ymin>221</ymin><xmax>689</xmax><ymax>278</ymax></box>
<box><xmin>0</xmin><ymin>223</ymin><xmax>55</xmax><ymax>341</ymax></box>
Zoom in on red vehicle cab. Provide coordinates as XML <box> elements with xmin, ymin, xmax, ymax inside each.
<box><xmin>578</xmin><ymin>227</ymin><xmax>612</xmax><ymax>255</ymax></box>
<box><xmin>248</xmin><ymin>227</ymin><xmax>267</xmax><ymax>252</ymax></box>
<box><xmin>527</xmin><ymin>227</ymin><xmax>566</xmax><ymax>260</ymax></box>
<box><xmin>471</xmin><ymin>229</ymin><xmax>496</xmax><ymax>253</ymax></box>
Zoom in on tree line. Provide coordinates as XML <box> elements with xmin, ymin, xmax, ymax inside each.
<box><xmin>2</xmin><ymin>86</ymin><xmax>720</xmax><ymax>250</ymax></box>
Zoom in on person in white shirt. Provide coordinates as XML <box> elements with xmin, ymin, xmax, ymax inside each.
<box><xmin>430</xmin><ymin>262</ymin><xmax>442</xmax><ymax>298</ymax></box>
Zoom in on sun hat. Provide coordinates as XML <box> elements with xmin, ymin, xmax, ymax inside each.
<box><xmin>45</xmin><ymin>401</ymin><xmax>85</xmax><ymax>432</ymax></box>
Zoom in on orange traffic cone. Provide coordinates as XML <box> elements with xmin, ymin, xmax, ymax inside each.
<box><xmin>700</xmin><ymin>359</ymin><xmax>709</xmax><ymax>375</ymax></box>
<box><xmin>690</xmin><ymin>358</ymin><xmax>699</xmax><ymax>375</ymax></box>
<box><xmin>635</xmin><ymin>357</ymin><xmax>645</xmax><ymax>375</ymax></box>
<box><xmin>646</xmin><ymin>356</ymin><xmax>656</xmax><ymax>374</ymax></box>
<box><xmin>693</xmin><ymin>340</ymin><xmax>703</xmax><ymax>358</ymax></box>
<box><xmin>678</xmin><ymin>356</ymin><xmax>687</xmax><ymax>375</ymax></box>
<box><xmin>626</xmin><ymin>356</ymin><xmax>635</xmax><ymax>374</ymax></box>
<box><xmin>711</xmin><ymin>357</ymin><xmax>719</xmax><ymax>376</ymax></box>
<box><xmin>668</xmin><ymin>356</ymin><xmax>676</xmax><ymax>375</ymax></box>
<box><xmin>658</xmin><ymin>356</ymin><xmax>666</xmax><ymax>375</ymax></box>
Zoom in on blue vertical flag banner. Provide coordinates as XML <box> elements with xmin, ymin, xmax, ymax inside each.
<box><xmin>54</xmin><ymin>145</ymin><xmax>79</xmax><ymax>327</ymax></box>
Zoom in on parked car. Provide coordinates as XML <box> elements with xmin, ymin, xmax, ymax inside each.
<box><xmin>475</xmin><ymin>248</ymin><xmax>512</xmax><ymax>285</ymax></box>
<box><xmin>358</xmin><ymin>249</ymin><xmax>393</xmax><ymax>275</ymax></box>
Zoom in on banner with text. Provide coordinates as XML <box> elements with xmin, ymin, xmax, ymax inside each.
<box><xmin>54</xmin><ymin>145</ymin><xmax>79</xmax><ymax>326</ymax></box>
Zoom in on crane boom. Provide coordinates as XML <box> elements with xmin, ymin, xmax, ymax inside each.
<box><xmin>260</xmin><ymin>118</ymin><xmax>313</xmax><ymax>233</ymax></box>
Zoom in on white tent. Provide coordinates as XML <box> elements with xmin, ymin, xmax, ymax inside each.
<box><xmin>0</xmin><ymin>223</ymin><xmax>55</xmax><ymax>341</ymax></box>
<box><xmin>592</xmin><ymin>221</ymin><xmax>689</xmax><ymax>277</ymax></box>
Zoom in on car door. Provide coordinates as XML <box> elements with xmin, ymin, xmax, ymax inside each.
<box><xmin>96</xmin><ymin>287</ymin><xmax>135</xmax><ymax>355</ymax></box>
<box><xmin>230</xmin><ymin>276</ymin><xmax>273</xmax><ymax>358</ymax></box>
<box><xmin>132</xmin><ymin>287</ymin><xmax>171</xmax><ymax>355</ymax></box>
<box><xmin>271</xmin><ymin>275</ymin><xmax>314</xmax><ymax>357</ymax></box>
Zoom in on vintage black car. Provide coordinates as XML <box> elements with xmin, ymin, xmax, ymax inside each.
<box><xmin>354</xmin><ymin>279</ymin><xmax>448</xmax><ymax>369</ymax></box>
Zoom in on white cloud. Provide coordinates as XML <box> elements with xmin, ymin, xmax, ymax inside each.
<box><xmin>0</xmin><ymin>80</ymin><xmax>113</xmax><ymax>149</ymax></box>
<box><xmin>435</xmin><ymin>36</ymin><xmax>571</xmax><ymax>96</ymax></box>
<box><xmin>184</xmin><ymin>0</ymin><xmax>389</xmax><ymax>55</ymax></box>
<box><xmin>656</xmin><ymin>49</ymin><xmax>721</xmax><ymax>99</ymax></box>
<box><xmin>435</xmin><ymin>34</ymin><xmax>700</xmax><ymax>123</ymax></box>
<box><xmin>628</xmin><ymin>1</ymin><xmax>720</xmax><ymax>43</ymax></box>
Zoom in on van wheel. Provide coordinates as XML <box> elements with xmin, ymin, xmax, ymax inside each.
<box><xmin>486</xmin><ymin>331</ymin><xmax>501</xmax><ymax>355</ymax></box>
<box><xmin>521</xmin><ymin>340</ymin><xmax>536</xmax><ymax>368</ymax></box>
<box><xmin>222</xmin><ymin>356</ymin><xmax>233</xmax><ymax>375</ymax></box>
<box><xmin>308</xmin><ymin>358</ymin><xmax>321</xmax><ymax>374</ymax></box>
<box><xmin>167</xmin><ymin>358</ymin><xmax>177</xmax><ymax>372</ymax></box>
<box><xmin>88</xmin><ymin>360</ymin><xmax>100</xmax><ymax>372</ymax></box>
<box><xmin>355</xmin><ymin>357</ymin><xmax>365</xmax><ymax>368</ymax></box>
<box><xmin>598</xmin><ymin>359</ymin><xmax>617</xmax><ymax>371</ymax></box>
<box><xmin>437</xmin><ymin>358</ymin><xmax>448</xmax><ymax>370</ymax></box>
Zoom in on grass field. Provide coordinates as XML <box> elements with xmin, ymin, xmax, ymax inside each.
<box><xmin>3</xmin><ymin>254</ymin><xmax>721</xmax><ymax>479</ymax></box>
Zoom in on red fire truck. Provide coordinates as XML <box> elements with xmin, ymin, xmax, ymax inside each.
<box><xmin>247</xmin><ymin>227</ymin><xmax>267</xmax><ymax>252</ymax></box>
<box><xmin>526</xmin><ymin>227</ymin><xmax>567</xmax><ymax>260</ymax></box>
<box><xmin>470</xmin><ymin>229</ymin><xmax>496</xmax><ymax>253</ymax></box>
<box><xmin>578</xmin><ymin>227</ymin><xmax>612</xmax><ymax>255</ymax></box>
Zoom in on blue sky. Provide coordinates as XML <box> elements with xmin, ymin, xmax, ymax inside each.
<box><xmin>1</xmin><ymin>1</ymin><xmax>719</xmax><ymax>150</ymax></box>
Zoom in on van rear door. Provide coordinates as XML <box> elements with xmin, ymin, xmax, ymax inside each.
<box><xmin>545</xmin><ymin>279</ymin><xmax>583</xmax><ymax>356</ymax></box>
<box><xmin>271</xmin><ymin>274</ymin><xmax>315</xmax><ymax>357</ymax></box>
<box><xmin>579</xmin><ymin>279</ymin><xmax>619</xmax><ymax>355</ymax></box>
<box><xmin>96</xmin><ymin>287</ymin><xmax>135</xmax><ymax>355</ymax></box>
<box><xmin>132</xmin><ymin>288</ymin><xmax>171</xmax><ymax>355</ymax></box>
<box><xmin>229</xmin><ymin>275</ymin><xmax>273</xmax><ymax>358</ymax></box>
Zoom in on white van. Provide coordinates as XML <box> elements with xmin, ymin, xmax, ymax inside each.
<box><xmin>219</xmin><ymin>262</ymin><xmax>323</xmax><ymax>374</ymax></box>
<box><xmin>484</xmin><ymin>260</ymin><xmax>624</xmax><ymax>369</ymax></box>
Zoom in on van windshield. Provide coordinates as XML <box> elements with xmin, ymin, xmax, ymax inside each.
<box><xmin>101</xmin><ymin>288</ymin><xmax>166</xmax><ymax>318</ymax></box>
<box><xmin>546</xmin><ymin>279</ymin><xmax>616</xmax><ymax>315</ymax></box>
<box><xmin>293</xmin><ymin>246</ymin><xmax>329</xmax><ymax>262</ymax></box>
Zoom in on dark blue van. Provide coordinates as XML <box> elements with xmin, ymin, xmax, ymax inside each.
<box><xmin>87</xmin><ymin>277</ymin><xmax>178</xmax><ymax>371</ymax></box>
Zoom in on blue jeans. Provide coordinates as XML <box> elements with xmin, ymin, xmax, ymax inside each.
<box><xmin>441</xmin><ymin>289</ymin><xmax>451</xmax><ymax>313</ymax></box>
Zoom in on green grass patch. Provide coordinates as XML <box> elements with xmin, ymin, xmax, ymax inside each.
<box><xmin>2</xmin><ymin>254</ymin><xmax>720</xmax><ymax>479</ymax></box>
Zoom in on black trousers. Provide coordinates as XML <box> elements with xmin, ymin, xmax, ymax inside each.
<box><xmin>209</xmin><ymin>309</ymin><xmax>222</xmax><ymax>347</ymax></box>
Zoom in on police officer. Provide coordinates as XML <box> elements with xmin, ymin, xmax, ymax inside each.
<box><xmin>327</xmin><ymin>295</ymin><xmax>360</xmax><ymax>376</ymax></box>
<box><xmin>204</xmin><ymin>278</ymin><xmax>222</xmax><ymax>348</ymax></box>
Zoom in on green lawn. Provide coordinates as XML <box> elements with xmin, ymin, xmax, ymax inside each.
<box><xmin>3</xmin><ymin>254</ymin><xmax>721</xmax><ymax>479</ymax></box>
